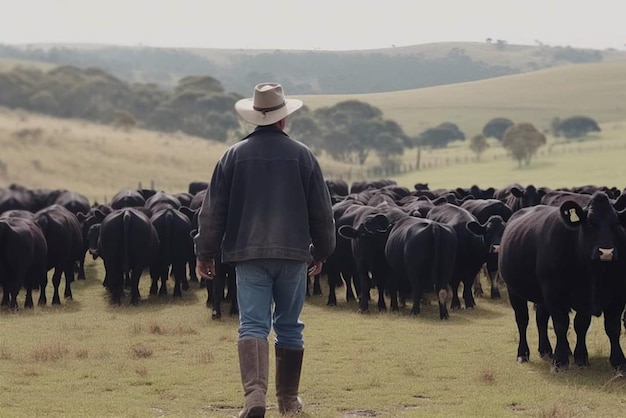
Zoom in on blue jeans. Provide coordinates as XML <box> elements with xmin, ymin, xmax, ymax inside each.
<box><xmin>235</xmin><ymin>259</ymin><xmax>307</xmax><ymax>349</ymax></box>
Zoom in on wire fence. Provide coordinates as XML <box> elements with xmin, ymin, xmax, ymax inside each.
<box><xmin>323</xmin><ymin>140</ymin><xmax>626</xmax><ymax>181</ymax></box>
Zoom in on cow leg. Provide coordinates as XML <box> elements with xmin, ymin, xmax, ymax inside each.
<box><xmin>24</xmin><ymin>288</ymin><xmax>34</xmax><ymax>309</ymax></box>
<box><xmin>172</xmin><ymin>263</ymin><xmax>185</xmax><ymax>298</ymax></box>
<box><xmin>356</xmin><ymin>262</ymin><xmax>371</xmax><ymax>313</ymax></box>
<box><xmin>211</xmin><ymin>274</ymin><xmax>224</xmax><ymax>319</ymax></box>
<box><xmin>346</xmin><ymin>276</ymin><xmax>357</xmax><ymax>302</ymax></box>
<box><xmin>326</xmin><ymin>268</ymin><xmax>339</xmax><ymax>306</ymax></box>
<box><xmin>473</xmin><ymin>266</ymin><xmax>485</xmax><ymax>297</ymax></box>
<box><xmin>462</xmin><ymin>275</ymin><xmax>476</xmax><ymax>309</ymax></box>
<box><xmin>188</xmin><ymin>258</ymin><xmax>198</xmax><ymax>284</ymax></box>
<box><xmin>38</xmin><ymin>274</ymin><xmax>48</xmax><ymax>306</ymax></box>
<box><xmin>535</xmin><ymin>303</ymin><xmax>553</xmax><ymax>359</ymax></box>
<box><xmin>205</xmin><ymin>279</ymin><xmax>212</xmax><ymax>307</ymax></box>
<box><xmin>572</xmin><ymin>311</ymin><xmax>591</xmax><ymax>367</ymax></box>
<box><xmin>51</xmin><ymin>268</ymin><xmax>63</xmax><ymax>305</ymax></box>
<box><xmin>129</xmin><ymin>269</ymin><xmax>142</xmax><ymax>306</ymax></box>
<box><xmin>63</xmin><ymin>265</ymin><xmax>74</xmax><ymax>299</ymax></box>
<box><xmin>509</xmin><ymin>293</ymin><xmax>530</xmax><ymax>363</ymax></box>
<box><xmin>550</xmin><ymin>310</ymin><xmax>571</xmax><ymax>371</ymax></box>
<box><xmin>387</xmin><ymin>271</ymin><xmax>400</xmax><ymax>313</ymax></box>
<box><xmin>604</xmin><ymin>303</ymin><xmax>626</xmax><ymax>371</ymax></box>
<box><xmin>487</xmin><ymin>270</ymin><xmax>501</xmax><ymax>299</ymax></box>
<box><xmin>158</xmin><ymin>266</ymin><xmax>169</xmax><ymax>297</ymax></box>
<box><xmin>313</xmin><ymin>274</ymin><xmax>322</xmax><ymax>296</ymax></box>
<box><xmin>449</xmin><ymin>276</ymin><xmax>461</xmax><ymax>309</ymax></box>
<box><xmin>149</xmin><ymin>265</ymin><xmax>159</xmax><ymax>295</ymax></box>
<box><xmin>77</xmin><ymin>252</ymin><xmax>87</xmax><ymax>280</ymax></box>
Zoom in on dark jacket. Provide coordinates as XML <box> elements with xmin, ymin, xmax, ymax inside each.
<box><xmin>194</xmin><ymin>125</ymin><xmax>335</xmax><ymax>263</ymax></box>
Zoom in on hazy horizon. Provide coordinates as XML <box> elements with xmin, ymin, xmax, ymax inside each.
<box><xmin>1</xmin><ymin>0</ymin><xmax>625</xmax><ymax>52</ymax></box>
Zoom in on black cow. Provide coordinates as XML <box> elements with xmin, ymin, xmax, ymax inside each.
<box><xmin>52</xmin><ymin>190</ymin><xmax>90</xmax><ymax>217</ymax></box>
<box><xmin>89</xmin><ymin>208</ymin><xmax>159</xmax><ymax>305</ymax></box>
<box><xmin>322</xmin><ymin>199</ymin><xmax>363</xmax><ymax>306</ymax></box>
<box><xmin>110</xmin><ymin>189</ymin><xmax>146</xmax><ymax>209</ymax></box>
<box><xmin>0</xmin><ymin>217</ymin><xmax>47</xmax><ymax>309</ymax></box>
<box><xmin>385</xmin><ymin>215</ymin><xmax>457</xmax><ymax>318</ymax></box>
<box><xmin>34</xmin><ymin>205</ymin><xmax>83</xmax><ymax>305</ymax></box>
<box><xmin>188</xmin><ymin>181</ymin><xmax>209</xmax><ymax>196</ymax></box>
<box><xmin>50</xmin><ymin>190</ymin><xmax>91</xmax><ymax>280</ymax></box>
<box><xmin>149</xmin><ymin>207</ymin><xmax>193</xmax><ymax>298</ymax></box>
<box><xmin>499</xmin><ymin>192</ymin><xmax>626</xmax><ymax>371</ymax></box>
<box><xmin>461</xmin><ymin>199</ymin><xmax>512</xmax><ymax>298</ymax></box>
<box><xmin>493</xmin><ymin>183</ymin><xmax>546</xmax><ymax>212</ymax></box>
<box><xmin>426</xmin><ymin>204</ymin><xmax>496</xmax><ymax>309</ymax></box>
<box><xmin>0</xmin><ymin>187</ymin><xmax>36</xmax><ymax>214</ymax></box>
<box><xmin>338</xmin><ymin>204</ymin><xmax>407</xmax><ymax>313</ymax></box>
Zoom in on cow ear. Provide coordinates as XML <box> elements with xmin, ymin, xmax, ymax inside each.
<box><xmin>76</xmin><ymin>212</ymin><xmax>87</xmax><ymax>222</ymax></box>
<box><xmin>617</xmin><ymin>209</ymin><xmax>626</xmax><ymax>228</ymax></box>
<box><xmin>510</xmin><ymin>187</ymin><xmax>524</xmax><ymax>198</ymax></box>
<box><xmin>370</xmin><ymin>214</ymin><xmax>390</xmax><ymax>232</ymax></box>
<box><xmin>466</xmin><ymin>221</ymin><xmax>486</xmax><ymax>236</ymax></box>
<box><xmin>559</xmin><ymin>201</ymin><xmax>586</xmax><ymax>227</ymax></box>
<box><xmin>338</xmin><ymin>225</ymin><xmax>358</xmax><ymax>239</ymax></box>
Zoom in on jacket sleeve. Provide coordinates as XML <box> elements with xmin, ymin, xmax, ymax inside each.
<box><xmin>194</xmin><ymin>158</ymin><xmax>230</xmax><ymax>261</ymax></box>
<box><xmin>307</xmin><ymin>158</ymin><xmax>336</xmax><ymax>262</ymax></box>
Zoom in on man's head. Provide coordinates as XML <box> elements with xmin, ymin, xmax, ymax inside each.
<box><xmin>235</xmin><ymin>83</ymin><xmax>303</xmax><ymax>126</ymax></box>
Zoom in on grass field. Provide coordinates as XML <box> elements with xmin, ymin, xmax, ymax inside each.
<box><xmin>1</xmin><ymin>261</ymin><xmax>626</xmax><ymax>417</ymax></box>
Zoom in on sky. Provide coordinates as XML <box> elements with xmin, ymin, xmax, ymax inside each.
<box><xmin>1</xmin><ymin>0</ymin><xmax>625</xmax><ymax>51</ymax></box>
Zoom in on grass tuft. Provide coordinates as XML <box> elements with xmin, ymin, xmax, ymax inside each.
<box><xmin>479</xmin><ymin>369</ymin><xmax>496</xmax><ymax>383</ymax></box>
<box><xmin>74</xmin><ymin>348</ymin><xmax>89</xmax><ymax>359</ymax></box>
<box><xmin>29</xmin><ymin>343</ymin><xmax>69</xmax><ymax>362</ymax></box>
<box><xmin>196</xmin><ymin>349</ymin><xmax>213</xmax><ymax>364</ymax></box>
<box><xmin>149</xmin><ymin>321</ymin><xmax>164</xmax><ymax>335</ymax></box>
<box><xmin>131</xmin><ymin>344</ymin><xmax>153</xmax><ymax>359</ymax></box>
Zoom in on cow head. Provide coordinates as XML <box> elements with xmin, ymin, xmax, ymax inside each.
<box><xmin>87</xmin><ymin>224</ymin><xmax>101</xmax><ymax>259</ymax></box>
<box><xmin>465</xmin><ymin>215</ymin><xmax>506</xmax><ymax>254</ymax></box>
<box><xmin>559</xmin><ymin>193</ymin><xmax>626</xmax><ymax>263</ymax></box>
<box><xmin>511</xmin><ymin>185</ymin><xmax>545</xmax><ymax>208</ymax></box>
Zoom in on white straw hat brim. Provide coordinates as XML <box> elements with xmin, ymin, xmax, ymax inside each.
<box><xmin>235</xmin><ymin>98</ymin><xmax>303</xmax><ymax>126</ymax></box>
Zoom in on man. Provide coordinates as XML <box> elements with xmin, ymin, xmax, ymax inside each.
<box><xmin>194</xmin><ymin>82</ymin><xmax>336</xmax><ymax>417</ymax></box>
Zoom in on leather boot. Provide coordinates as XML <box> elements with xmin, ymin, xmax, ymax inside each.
<box><xmin>238</xmin><ymin>338</ymin><xmax>268</xmax><ymax>418</ymax></box>
<box><xmin>275</xmin><ymin>346</ymin><xmax>304</xmax><ymax>415</ymax></box>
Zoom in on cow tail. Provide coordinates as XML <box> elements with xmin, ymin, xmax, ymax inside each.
<box><xmin>164</xmin><ymin>209</ymin><xmax>173</xmax><ymax>253</ymax></box>
<box><xmin>123</xmin><ymin>210</ymin><xmax>131</xmax><ymax>273</ymax></box>
<box><xmin>431</xmin><ymin>222</ymin><xmax>441</xmax><ymax>288</ymax></box>
<box><xmin>431</xmin><ymin>222</ymin><xmax>449</xmax><ymax>319</ymax></box>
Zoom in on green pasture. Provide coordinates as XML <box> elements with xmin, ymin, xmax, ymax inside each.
<box><xmin>1</xmin><ymin>261</ymin><xmax>625</xmax><ymax>417</ymax></box>
<box><xmin>301</xmin><ymin>61</ymin><xmax>626</xmax><ymax>138</ymax></box>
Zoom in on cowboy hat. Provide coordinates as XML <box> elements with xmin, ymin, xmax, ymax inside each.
<box><xmin>235</xmin><ymin>83</ymin><xmax>303</xmax><ymax>126</ymax></box>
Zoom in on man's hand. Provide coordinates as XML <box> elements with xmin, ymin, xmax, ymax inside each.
<box><xmin>196</xmin><ymin>259</ymin><xmax>215</xmax><ymax>280</ymax></box>
<box><xmin>307</xmin><ymin>260</ymin><xmax>323</xmax><ymax>277</ymax></box>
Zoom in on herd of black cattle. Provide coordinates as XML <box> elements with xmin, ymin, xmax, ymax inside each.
<box><xmin>2</xmin><ymin>179</ymin><xmax>626</xmax><ymax>372</ymax></box>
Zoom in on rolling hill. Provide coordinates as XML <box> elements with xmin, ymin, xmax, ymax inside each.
<box><xmin>301</xmin><ymin>61</ymin><xmax>626</xmax><ymax>136</ymax></box>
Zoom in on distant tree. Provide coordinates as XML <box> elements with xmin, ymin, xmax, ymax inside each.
<box><xmin>112</xmin><ymin>110</ymin><xmax>137</xmax><ymax>131</ymax></box>
<box><xmin>502</xmin><ymin>122</ymin><xmax>546</xmax><ymax>167</ymax></box>
<box><xmin>288</xmin><ymin>113</ymin><xmax>323</xmax><ymax>155</ymax></box>
<box><xmin>483</xmin><ymin>117</ymin><xmax>514</xmax><ymax>141</ymax></box>
<box><xmin>418</xmin><ymin>126</ymin><xmax>460</xmax><ymax>149</ymax></box>
<box><xmin>314</xmin><ymin>100</ymin><xmax>410</xmax><ymax>165</ymax></box>
<box><xmin>437</xmin><ymin>122</ymin><xmax>465</xmax><ymax>142</ymax></box>
<box><xmin>469</xmin><ymin>134</ymin><xmax>490</xmax><ymax>161</ymax></box>
<box><xmin>27</xmin><ymin>90</ymin><xmax>59</xmax><ymax>114</ymax></box>
<box><xmin>556</xmin><ymin>115</ymin><xmax>601</xmax><ymax>138</ymax></box>
<box><xmin>175</xmin><ymin>75</ymin><xmax>224</xmax><ymax>94</ymax></box>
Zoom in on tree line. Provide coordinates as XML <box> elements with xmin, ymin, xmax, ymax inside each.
<box><xmin>0</xmin><ymin>64</ymin><xmax>602</xmax><ymax>169</ymax></box>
